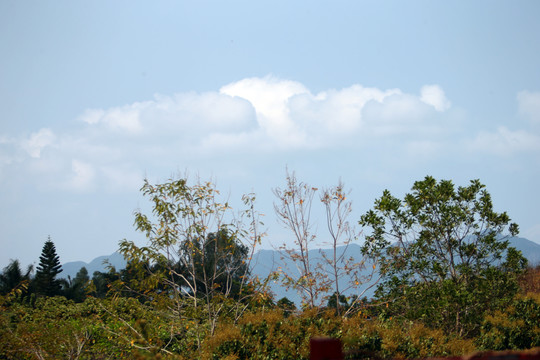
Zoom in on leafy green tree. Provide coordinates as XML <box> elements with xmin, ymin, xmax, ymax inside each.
<box><xmin>119</xmin><ymin>176</ymin><xmax>264</xmax><ymax>340</ymax></box>
<box><xmin>62</xmin><ymin>267</ymin><xmax>90</xmax><ymax>302</ymax></box>
<box><xmin>90</xmin><ymin>268</ymin><xmax>120</xmax><ymax>298</ymax></box>
<box><xmin>34</xmin><ymin>236</ymin><xmax>63</xmax><ymax>297</ymax></box>
<box><xmin>180</xmin><ymin>228</ymin><xmax>250</xmax><ymax>299</ymax></box>
<box><xmin>276</xmin><ymin>296</ymin><xmax>297</xmax><ymax>316</ymax></box>
<box><xmin>326</xmin><ymin>291</ymin><xmax>349</xmax><ymax>313</ymax></box>
<box><xmin>0</xmin><ymin>259</ymin><xmax>33</xmax><ymax>296</ymax></box>
<box><xmin>359</xmin><ymin>176</ymin><xmax>527</xmax><ymax>337</ymax></box>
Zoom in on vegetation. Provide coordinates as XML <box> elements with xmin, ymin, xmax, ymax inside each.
<box><xmin>359</xmin><ymin>176</ymin><xmax>527</xmax><ymax>337</ymax></box>
<box><xmin>1</xmin><ymin>175</ymin><xmax>538</xmax><ymax>359</ymax></box>
<box><xmin>273</xmin><ymin>172</ymin><xmax>377</xmax><ymax>314</ymax></box>
<box><xmin>34</xmin><ymin>236</ymin><xmax>63</xmax><ymax>297</ymax></box>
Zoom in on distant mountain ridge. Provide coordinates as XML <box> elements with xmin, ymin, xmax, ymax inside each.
<box><xmin>61</xmin><ymin>237</ymin><xmax>540</xmax><ymax>303</ymax></box>
<box><xmin>61</xmin><ymin>252</ymin><xmax>127</xmax><ymax>279</ymax></box>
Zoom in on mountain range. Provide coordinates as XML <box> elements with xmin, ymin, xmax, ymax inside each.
<box><xmin>61</xmin><ymin>237</ymin><xmax>540</xmax><ymax>304</ymax></box>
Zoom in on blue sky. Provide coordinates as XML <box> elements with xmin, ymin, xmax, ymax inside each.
<box><xmin>1</xmin><ymin>1</ymin><xmax>540</xmax><ymax>268</ymax></box>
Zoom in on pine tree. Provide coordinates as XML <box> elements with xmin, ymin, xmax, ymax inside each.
<box><xmin>34</xmin><ymin>236</ymin><xmax>63</xmax><ymax>296</ymax></box>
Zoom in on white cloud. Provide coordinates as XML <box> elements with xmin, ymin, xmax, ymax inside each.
<box><xmin>420</xmin><ymin>85</ymin><xmax>451</xmax><ymax>112</ymax></box>
<box><xmin>220</xmin><ymin>76</ymin><xmax>309</xmax><ymax>147</ymax></box>
<box><xmin>2</xmin><ymin>76</ymin><xmax>460</xmax><ymax>192</ymax></box>
<box><xmin>79</xmin><ymin>104</ymin><xmax>145</xmax><ymax>134</ymax></box>
<box><xmin>517</xmin><ymin>91</ymin><xmax>540</xmax><ymax>124</ymax></box>
<box><xmin>288</xmin><ymin>85</ymin><xmax>402</xmax><ymax>144</ymax></box>
<box><xmin>21</xmin><ymin>128</ymin><xmax>56</xmax><ymax>158</ymax></box>
<box><xmin>220</xmin><ymin>77</ymin><xmax>449</xmax><ymax>148</ymax></box>
<box><xmin>468</xmin><ymin>126</ymin><xmax>540</xmax><ymax>156</ymax></box>
<box><xmin>78</xmin><ymin>109</ymin><xmax>105</xmax><ymax>125</ymax></box>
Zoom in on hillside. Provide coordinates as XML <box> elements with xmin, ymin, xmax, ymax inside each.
<box><xmin>61</xmin><ymin>237</ymin><xmax>540</xmax><ymax>304</ymax></box>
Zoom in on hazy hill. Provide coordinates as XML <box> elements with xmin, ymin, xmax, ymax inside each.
<box><xmin>511</xmin><ymin>236</ymin><xmax>540</xmax><ymax>266</ymax></box>
<box><xmin>251</xmin><ymin>237</ymin><xmax>540</xmax><ymax>304</ymax></box>
<box><xmin>61</xmin><ymin>237</ymin><xmax>540</xmax><ymax>303</ymax></box>
<box><xmin>61</xmin><ymin>252</ymin><xmax>126</xmax><ymax>280</ymax></box>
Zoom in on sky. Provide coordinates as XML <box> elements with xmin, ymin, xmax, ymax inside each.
<box><xmin>1</xmin><ymin>1</ymin><xmax>540</xmax><ymax>269</ymax></box>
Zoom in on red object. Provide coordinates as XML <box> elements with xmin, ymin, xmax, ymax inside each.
<box><xmin>310</xmin><ymin>337</ymin><xmax>344</xmax><ymax>360</ymax></box>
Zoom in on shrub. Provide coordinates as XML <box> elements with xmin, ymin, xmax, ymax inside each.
<box><xmin>477</xmin><ymin>293</ymin><xmax>540</xmax><ymax>350</ymax></box>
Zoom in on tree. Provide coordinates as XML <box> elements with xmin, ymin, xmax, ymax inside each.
<box><xmin>326</xmin><ymin>291</ymin><xmax>349</xmax><ymax>313</ymax></box>
<box><xmin>273</xmin><ymin>172</ymin><xmax>321</xmax><ymax>308</ymax></box>
<box><xmin>89</xmin><ymin>268</ymin><xmax>120</xmax><ymax>298</ymax></box>
<box><xmin>34</xmin><ymin>237</ymin><xmax>63</xmax><ymax>297</ymax></box>
<box><xmin>62</xmin><ymin>267</ymin><xmax>89</xmax><ymax>302</ymax></box>
<box><xmin>274</xmin><ymin>171</ymin><xmax>376</xmax><ymax>313</ymax></box>
<box><xmin>179</xmin><ymin>228</ymin><xmax>250</xmax><ymax>298</ymax></box>
<box><xmin>0</xmin><ymin>259</ymin><xmax>33</xmax><ymax>296</ymax></box>
<box><xmin>119</xmin><ymin>176</ymin><xmax>264</xmax><ymax>341</ymax></box>
<box><xmin>276</xmin><ymin>296</ymin><xmax>297</xmax><ymax>316</ymax></box>
<box><xmin>359</xmin><ymin>176</ymin><xmax>527</xmax><ymax>337</ymax></box>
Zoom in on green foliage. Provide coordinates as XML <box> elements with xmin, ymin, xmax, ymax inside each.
<box><xmin>477</xmin><ymin>294</ymin><xmax>540</xmax><ymax>350</ymax></box>
<box><xmin>276</xmin><ymin>296</ymin><xmax>297</xmax><ymax>316</ymax></box>
<box><xmin>89</xmin><ymin>267</ymin><xmax>120</xmax><ymax>298</ymax></box>
<box><xmin>34</xmin><ymin>237</ymin><xmax>63</xmax><ymax>297</ymax></box>
<box><xmin>2</xmin><ymin>174</ymin><xmax>538</xmax><ymax>358</ymax></box>
<box><xmin>326</xmin><ymin>292</ymin><xmax>349</xmax><ymax>313</ymax></box>
<box><xmin>341</xmin><ymin>317</ymin><xmax>476</xmax><ymax>359</ymax></box>
<box><xmin>0</xmin><ymin>295</ymin><xmax>192</xmax><ymax>359</ymax></box>
<box><xmin>202</xmin><ymin>309</ymin><xmax>339</xmax><ymax>360</ymax></box>
<box><xmin>360</xmin><ymin>176</ymin><xmax>526</xmax><ymax>337</ymax></box>
<box><xmin>179</xmin><ymin>228</ymin><xmax>250</xmax><ymax>299</ymax></box>
<box><xmin>198</xmin><ymin>309</ymin><xmax>478</xmax><ymax>360</ymax></box>
<box><xmin>0</xmin><ymin>259</ymin><xmax>32</xmax><ymax>297</ymax></box>
<box><xmin>62</xmin><ymin>266</ymin><xmax>90</xmax><ymax>302</ymax></box>
<box><xmin>119</xmin><ymin>175</ymin><xmax>265</xmax><ymax>344</ymax></box>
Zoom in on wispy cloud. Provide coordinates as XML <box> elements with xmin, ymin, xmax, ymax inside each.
<box><xmin>468</xmin><ymin>126</ymin><xmax>540</xmax><ymax>156</ymax></box>
<box><xmin>466</xmin><ymin>90</ymin><xmax>540</xmax><ymax>157</ymax></box>
<box><xmin>517</xmin><ymin>90</ymin><xmax>540</xmax><ymax>124</ymax></box>
<box><xmin>21</xmin><ymin>128</ymin><xmax>56</xmax><ymax>158</ymax></box>
<box><xmin>67</xmin><ymin>159</ymin><xmax>96</xmax><ymax>191</ymax></box>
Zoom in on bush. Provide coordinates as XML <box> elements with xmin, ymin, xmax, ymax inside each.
<box><xmin>477</xmin><ymin>294</ymin><xmax>540</xmax><ymax>350</ymax></box>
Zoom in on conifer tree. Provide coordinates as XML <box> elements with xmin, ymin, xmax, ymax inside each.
<box><xmin>34</xmin><ymin>236</ymin><xmax>63</xmax><ymax>296</ymax></box>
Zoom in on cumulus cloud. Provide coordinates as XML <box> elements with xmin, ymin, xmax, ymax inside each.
<box><xmin>220</xmin><ymin>76</ymin><xmax>309</xmax><ymax>147</ymax></box>
<box><xmin>221</xmin><ymin>76</ymin><xmax>450</xmax><ymax>148</ymax></box>
<box><xmin>288</xmin><ymin>85</ymin><xmax>402</xmax><ymax>145</ymax></box>
<box><xmin>420</xmin><ymin>85</ymin><xmax>451</xmax><ymax>112</ymax></box>
<box><xmin>3</xmin><ymin>76</ymin><xmax>459</xmax><ymax>192</ymax></box>
<box><xmin>517</xmin><ymin>91</ymin><xmax>540</xmax><ymax>124</ymax></box>
<box><xmin>79</xmin><ymin>77</ymin><xmax>453</xmax><ymax>152</ymax></box>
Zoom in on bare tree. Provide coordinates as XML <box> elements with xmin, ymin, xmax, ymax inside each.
<box><xmin>274</xmin><ymin>171</ymin><xmax>326</xmax><ymax>308</ymax></box>
<box><xmin>320</xmin><ymin>182</ymin><xmax>380</xmax><ymax>316</ymax></box>
<box><xmin>274</xmin><ymin>171</ymin><xmax>379</xmax><ymax>313</ymax></box>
